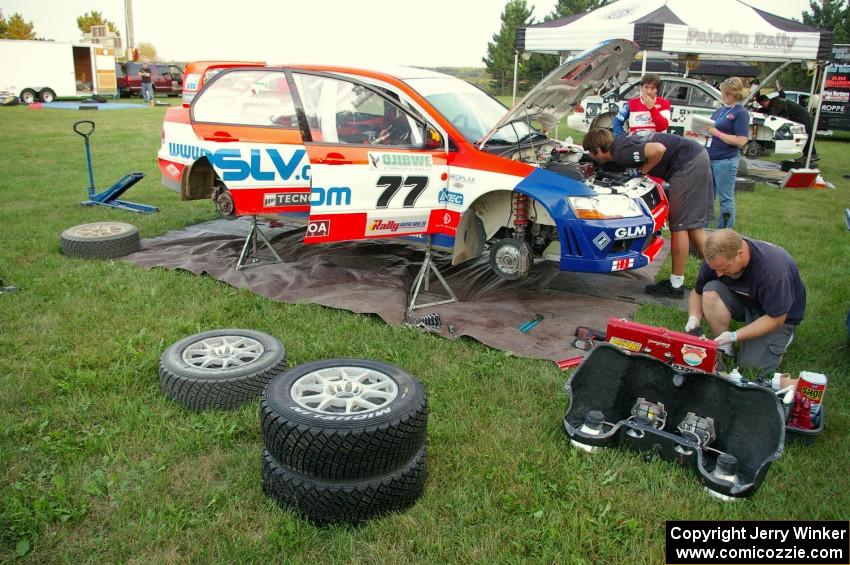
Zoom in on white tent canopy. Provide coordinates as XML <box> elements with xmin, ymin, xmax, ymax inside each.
<box><xmin>518</xmin><ymin>0</ymin><xmax>833</xmax><ymax>63</ymax></box>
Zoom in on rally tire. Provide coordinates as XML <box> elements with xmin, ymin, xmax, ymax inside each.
<box><xmin>60</xmin><ymin>222</ymin><xmax>140</xmax><ymax>259</ymax></box>
<box><xmin>160</xmin><ymin>329</ymin><xmax>287</xmax><ymax>411</ymax></box>
<box><xmin>260</xmin><ymin>359</ymin><xmax>428</xmax><ymax>481</ymax></box>
<box><xmin>261</xmin><ymin>447</ymin><xmax>427</xmax><ymax>526</ymax></box>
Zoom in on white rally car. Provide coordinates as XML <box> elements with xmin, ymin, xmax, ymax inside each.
<box><xmin>568</xmin><ymin>75</ymin><xmax>808</xmax><ymax>158</ymax></box>
<box><xmin>158</xmin><ymin>40</ymin><xmax>669</xmax><ymax>280</ymax></box>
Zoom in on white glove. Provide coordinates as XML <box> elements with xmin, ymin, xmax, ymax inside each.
<box><xmin>685</xmin><ymin>316</ymin><xmax>701</xmax><ymax>333</ymax></box>
<box><xmin>714</xmin><ymin>331</ymin><xmax>737</xmax><ymax>347</ymax></box>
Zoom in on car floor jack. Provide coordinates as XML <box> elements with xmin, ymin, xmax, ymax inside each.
<box><xmin>235</xmin><ymin>216</ymin><xmax>283</xmax><ymax>271</ymax></box>
<box><xmin>407</xmin><ymin>235</ymin><xmax>457</xmax><ymax>311</ymax></box>
<box><xmin>74</xmin><ymin>120</ymin><xmax>159</xmax><ymax>214</ymax></box>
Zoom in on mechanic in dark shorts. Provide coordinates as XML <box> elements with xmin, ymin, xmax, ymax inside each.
<box><xmin>685</xmin><ymin>229</ymin><xmax>806</xmax><ymax>374</ymax></box>
<box><xmin>583</xmin><ymin>128</ymin><xmax>712</xmax><ymax>297</ymax></box>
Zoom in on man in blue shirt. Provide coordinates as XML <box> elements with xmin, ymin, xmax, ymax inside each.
<box><xmin>686</xmin><ymin>229</ymin><xmax>806</xmax><ymax>374</ymax></box>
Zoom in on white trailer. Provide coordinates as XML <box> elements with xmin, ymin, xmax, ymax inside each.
<box><xmin>0</xmin><ymin>39</ymin><xmax>117</xmax><ymax>103</ymax></box>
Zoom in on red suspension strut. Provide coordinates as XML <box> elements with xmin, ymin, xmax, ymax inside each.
<box><xmin>512</xmin><ymin>193</ymin><xmax>529</xmax><ymax>241</ymax></box>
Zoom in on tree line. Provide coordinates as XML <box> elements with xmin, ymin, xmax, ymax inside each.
<box><xmin>0</xmin><ymin>10</ymin><xmax>158</xmax><ymax>60</ymax></box>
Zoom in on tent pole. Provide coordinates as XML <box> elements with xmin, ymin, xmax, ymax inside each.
<box><xmin>805</xmin><ymin>63</ymin><xmax>828</xmax><ymax>169</ymax></box>
<box><xmin>641</xmin><ymin>51</ymin><xmax>647</xmax><ymax>75</ymax></box>
<box><xmin>512</xmin><ymin>51</ymin><xmax>519</xmax><ymax>106</ymax></box>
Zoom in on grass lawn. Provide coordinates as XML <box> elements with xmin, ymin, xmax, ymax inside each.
<box><xmin>1</xmin><ymin>104</ymin><xmax>848</xmax><ymax>562</ymax></box>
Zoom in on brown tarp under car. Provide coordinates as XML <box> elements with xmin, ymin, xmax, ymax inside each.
<box><xmin>121</xmin><ymin>218</ymin><xmax>675</xmax><ymax>363</ymax></box>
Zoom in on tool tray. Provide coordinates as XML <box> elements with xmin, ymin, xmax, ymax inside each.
<box><xmin>563</xmin><ymin>343</ymin><xmax>785</xmax><ymax>499</ymax></box>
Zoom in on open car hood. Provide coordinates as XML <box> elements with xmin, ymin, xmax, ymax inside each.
<box><xmin>480</xmin><ymin>39</ymin><xmax>638</xmax><ymax>148</ymax></box>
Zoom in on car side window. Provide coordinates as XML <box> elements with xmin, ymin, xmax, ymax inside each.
<box><xmin>291</xmin><ymin>73</ymin><xmax>423</xmax><ymax>146</ymax></box>
<box><xmin>689</xmin><ymin>86</ymin><xmax>715</xmax><ymax>108</ymax></box>
<box><xmin>192</xmin><ymin>70</ymin><xmax>299</xmax><ymax>128</ymax></box>
<box><xmin>661</xmin><ymin>82</ymin><xmax>689</xmax><ymax>105</ymax></box>
<box><xmin>620</xmin><ymin>82</ymin><xmax>641</xmax><ymax>100</ymax></box>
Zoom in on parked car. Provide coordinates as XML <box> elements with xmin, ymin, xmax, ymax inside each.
<box><xmin>568</xmin><ymin>76</ymin><xmax>808</xmax><ymax>158</ymax></box>
<box><xmin>116</xmin><ymin>62</ymin><xmax>183</xmax><ymax>98</ymax></box>
<box><xmin>158</xmin><ymin>39</ymin><xmax>669</xmax><ymax>280</ymax></box>
<box><xmin>180</xmin><ymin>60</ymin><xmax>266</xmax><ymax>105</ymax></box>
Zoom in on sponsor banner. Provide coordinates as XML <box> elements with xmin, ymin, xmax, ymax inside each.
<box><xmin>368</xmin><ymin>152</ymin><xmax>433</xmax><ymax>172</ymax></box>
<box><xmin>165</xmin><ymin>144</ymin><xmax>312</xmax><ymax>184</ymax></box>
<box><xmin>231</xmin><ymin>187</ymin><xmax>311</xmax><ymax>215</ymax></box>
<box><xmin>609</xmin><ymin>336</ymin><xmax>641</xmax><ymax>352</ymax></box>
<box><xmin>365</xmin><ymin>214</ymin><xmax>430</xmax><ymax>235</ymax></box>
<box><xmin>610</xmin><ymin>257</ymin><xmax>634</xmax><ymax>271</ymax></box>
<box><xmin>437</xmin><ymin>187</ymin><xmax>464</xmax><ymax>206</ymax></box>
<box><xmin>303</xmin><ymin>213</ymin><xmax>367</xmax><ymax>243</ymax></box>
<box><xmin>428</xmin><ymin>209</ymin><xmax>460</xmax><ymax>235</ymax></box>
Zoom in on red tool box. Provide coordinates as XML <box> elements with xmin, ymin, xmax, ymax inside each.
<box><xmin>605</xmin><ymin>318</ymin><xmax>718</xmax><ymax>373</ymax></box>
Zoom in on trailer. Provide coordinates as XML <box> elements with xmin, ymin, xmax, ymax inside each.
<box><xmin>0</xmin><ymin>39</ymin><xmax>117</xmax><ymax>104</ymax></box>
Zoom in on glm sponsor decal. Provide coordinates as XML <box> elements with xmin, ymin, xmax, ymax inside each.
<box><xmin>368</xmin><ymin>152</ymin><xmax>432</xmax><ymax>171</ymax></box>
<box><xmin>614</xmin><ymin>225</ymin><xmax>646</xmax><ymax>240</ymax></box>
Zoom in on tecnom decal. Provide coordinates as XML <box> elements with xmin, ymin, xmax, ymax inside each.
<box><xmin>167</xmin><ymin>144</ymin><xmax>311</xmax><ymax>183</ymax></box>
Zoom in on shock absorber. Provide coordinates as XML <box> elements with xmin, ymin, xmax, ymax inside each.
<box><xmin>512</xmin><ymin>193</ymin><xmax>529</xmax><ymax>242</ymax></box>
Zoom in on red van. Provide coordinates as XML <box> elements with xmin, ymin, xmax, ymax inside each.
<box><xmin>116</xmin><ymin>62</ymin><xmax>183</xmax><ymax>98</ymax></box>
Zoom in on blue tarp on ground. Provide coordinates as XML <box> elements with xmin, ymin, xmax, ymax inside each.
<box><xmin>36</xmin><ymin>102</ymin><xmax>146</xmax><ymax>110</ymax></box>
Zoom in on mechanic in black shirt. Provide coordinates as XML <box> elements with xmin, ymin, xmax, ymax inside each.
<box><xmin>685</xmin><ymin>228</ymin><xmax>806</xmax><ymax>374</ymax></box>
<box><xmin>755</xmin><ymin>93</ymin><xmax>817</xmax><ymax>161</ymax></box>
<box><xmin>583</xmin><ymin>128</ymin><xmax>712</xmax><ymax>298</ymax></box>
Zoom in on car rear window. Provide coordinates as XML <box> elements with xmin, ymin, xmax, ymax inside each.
<box><xmin>192</xmin><ymin>69</ymin><xmax>298</xmax><ymax>128</ymax></box>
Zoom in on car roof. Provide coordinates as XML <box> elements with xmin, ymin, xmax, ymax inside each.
<box><xmin>283</xmin><ymin>64</ymin><xmax>453</xmax><ymax>82</ymax></box>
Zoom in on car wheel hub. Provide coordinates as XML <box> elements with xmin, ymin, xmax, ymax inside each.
<box><xmin>71</xmin><ymin>223</ymin><xmax>130</xmax><ymax>238</ymax></box>
<box><xmin>182</xmin><ymin>335</ymin><xmax>264</xmax><ymax>369</ymax></box>
<box><xmin>291</xmin><ymin>366</ymin><xmax>398</xmax><ymax>414</ymax></box>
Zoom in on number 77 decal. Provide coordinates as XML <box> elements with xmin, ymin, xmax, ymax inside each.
<box><xmin>375</xmin><ymin>175</ymin><xmax>429</xmax><ymax>208</ymax></box>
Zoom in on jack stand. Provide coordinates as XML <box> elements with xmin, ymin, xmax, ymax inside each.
<box><xmin>235</xmin><ymin>216</ymin><xmax>283</xmax><ymax>271</ymax></box>
<box><xmin>407</xmin><ymin>235</ymin><xmax>457</xmax><ymax>311</ymax></box>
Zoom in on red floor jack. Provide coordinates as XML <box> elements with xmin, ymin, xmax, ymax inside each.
<box><xmin>74</xmin><ymin>120</ymin><xmax>159</xmax><ymax>214</ymax></box>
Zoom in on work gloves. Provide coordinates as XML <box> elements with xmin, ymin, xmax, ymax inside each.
<box><xmin>685</xmin><ymin>316</ymin><xmax>701</xmax><ymax>333</ymax></box>
<box><xmin>714</xmin><ymin>331</ymin><xmax>738</xmax><ymax>347</ymax></box>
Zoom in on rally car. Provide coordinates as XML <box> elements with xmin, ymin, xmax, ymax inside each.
<box><xmin>158</xmin><ymin>39</ymin><xmax>668</xmax><ymax>280</ymax></box>
<box><xmin>568</xmin><ymin>75</ymin><xmax>808</xmax><ymax>158</ymax></box>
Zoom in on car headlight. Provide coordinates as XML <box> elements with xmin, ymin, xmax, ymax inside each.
<box><xmin>568</xmin><ymin>195</ymin><xmax>643</xmax><ymax>220</ymax></box>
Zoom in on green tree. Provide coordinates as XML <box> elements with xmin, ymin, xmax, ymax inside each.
<box><xmin>137</xmin><ymin>42</ymin><xmax>158</xmax><ymax>61</ymax></box>
<box><xmin>775</xmin><ymin>0</ymin><xmax>847</xmax><ymax>91</ymax></box>
<box><xmin>2</xmin><ymin>12</ymin><xmax>37</xmax><ymax>39</ymax></box>
<box><xmin>484</xmin><ymin>0</ymin><xmax>536</xmax><ymax>95</ymax></box>
<box><xmin>549</xmin><ymin>0</ymin><xmax>611</xmax><ymax>19</ymax></box>
<box><xmin>521</xmin><ymin>0</ymin><xmax>614</xmax><ymax>91</ymax></box>
<box><xmin>0</xmin><ymin>11</ymin><xmax>8</xmax><ymax>37</ymax></box>
<box><xmin>802</xmin><ymin>0</ymin><xmax>849</xmax><ymax>44</ymax></box>
<box><xmin>76</xmin><ymin>11</ymin><xmax>120</xmax><ymax>36</ymax></box>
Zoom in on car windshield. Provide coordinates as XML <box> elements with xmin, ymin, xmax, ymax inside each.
<box><xmin>404</xmin><ymin>77</ymin><xmax>537</xmax><ymax>144</ymax></box>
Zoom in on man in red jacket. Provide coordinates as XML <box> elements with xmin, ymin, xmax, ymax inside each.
<box><xmin>612</xmin><ymin>74</ymin><xmax>671</xmax><ymax>137</ymax></box>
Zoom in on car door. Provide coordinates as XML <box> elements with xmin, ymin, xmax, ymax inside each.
<box><xmin>289</xmin><ymin>71</ymin><xmax>448</xmax><ymax>244</ymax></box>
<box><xmin>188</xmin><ymin>68</ymin><xmax>311</xmax><ymax>214</ymax></box>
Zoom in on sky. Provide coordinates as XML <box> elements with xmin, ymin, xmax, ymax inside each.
<box><xmin>0</xmin><ymin>0</ymin><xmax>816</xmax><ymax>67</ymax></box>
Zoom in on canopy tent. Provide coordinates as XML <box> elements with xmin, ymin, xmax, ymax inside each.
<box><xmin>518</xmin><ymin>0</ymin><xmax>833</xmax><ymax>63</ymax></box>
<box><xmin>516</xmin><ymin>0</ymin><xmax>834</xmax><ymax>167</ymax></box>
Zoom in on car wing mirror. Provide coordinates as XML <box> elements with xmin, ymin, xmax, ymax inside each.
<box><xmin>424</xmin><ymin>126</ymin><xmax>443</xmax><ymax>150</ymax></box>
